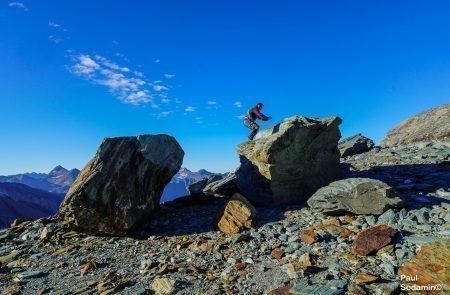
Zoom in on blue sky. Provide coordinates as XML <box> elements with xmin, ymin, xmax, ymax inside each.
<box><xmin>1</xmin><ymin>0</ymin><xmax>449</xmax><ymax>175</ymax></box>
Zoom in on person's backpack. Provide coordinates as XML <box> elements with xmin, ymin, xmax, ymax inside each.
<box><xmin>247</xmin><ymin>107</ymin><xmax>257</xmax><ymax>120</ymax></box>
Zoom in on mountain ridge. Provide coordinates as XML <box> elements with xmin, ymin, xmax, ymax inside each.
<box><xmin>0</xmin><ymin>165</ymin><xmax>80</xmax><ymax>193</ymax></box>
<box><xmin>0</xmin><ymin>182</ymin><xmax>64</xmax><ymax>228</ymax></box>
<box><xmin>0</xmin><ymin>166</ymin><xmax>216</xmax><ymax>228</ymax></box>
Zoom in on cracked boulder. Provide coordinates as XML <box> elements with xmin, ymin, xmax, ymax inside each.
<box><xmin>216</xmin><ymin>193</ymin><xmax>256</xmax><ymax>234</ymax></box>
<box><xmin>59</xmin><ymin>135</ymin><xmax>184</xmax><ymax>235</ymax></box>
<box><xmin>236</xmin><ymin>116</ymin><xmax>342</xmax><ymax>206</ymax></box>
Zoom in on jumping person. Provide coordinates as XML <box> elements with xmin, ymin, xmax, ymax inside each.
<box><xmin>244</xmin><ymin>102</ymin><xmax>271</xmax><ymax>140</ymax></box>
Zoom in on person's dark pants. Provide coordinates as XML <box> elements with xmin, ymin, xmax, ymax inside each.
<box><xmin>244</xmin><ymin>119</ymin><xmax>259</xmax><ymax>140</ymax></box>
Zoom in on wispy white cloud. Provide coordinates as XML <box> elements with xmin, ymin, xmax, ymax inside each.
<box><xmin>95</xmin><ymin>55</ymin><xmax>130</xmax><ymax>72</ymax></box>
<box><xmin>195</xmin><ymin>117</ymin><xmax>203</xmax><ymax>124</ymax></box>
<box><xmin>236</xmin><ymin>114</ymin><xmax>246</xmax><ymax>119</ymax></box>
<box><xmin>69</xmin><ymin>53</ymin><xmax>153</xmax><ymax>105</ymax></box>
<box><xmin>164</xmin><ymin>73</ymin><xmax>175</xmax><ymax>79</ymax></box>
<box><xmin>8</xmin><ymin>2</ymin><xmax>28</xmax><ymax>11</ymax></box>
<box><xmin>185</xmin><ymin>106</ymin><xmax>196</xmax><ymax>112</ymax></box>
<box><xmin>161</xmin><ymin>98</ymin><xmax>171</xmax><ymax>103</ymax></box>
<box><xmin>207</xmin><ymin>100</ymin><xmax>217</xmax><ymax>105</ymax></box>
<box><xmin>160</xmin><ymin>111</ymin><xmax>171</xmax><ymax>117</ymax></box>
<box><xmin>133</xmin><ymin>70</ymin><xmax>144</xmax><ymax>77</ymax></box>
<box><xmin>154</xmin><ymin>59</ymin><xmax>161</xmax><ymax>63</ymax></box>
<box><xmin>153</xmin><ymin>85</ymin><xmax>168</xmax><ymax>92</ymax></box>
<box><xmin>234</xmin><ymin>101</ymin><xmax>242</xmax><ymax>108</ymax></box>
<box><xmin>70</xmin><ymin>55</ymin><xmax>99</xmax><ymax>77</ymax></box>
<box><xmin>48</xmin><ymin>35</ymin><xmax>65</xmax><ymax>44</ymax></box>
<box><xmin>48</xmin><ymin>21</ymin><xmax>67</xmax><ymax>32</ymax></box>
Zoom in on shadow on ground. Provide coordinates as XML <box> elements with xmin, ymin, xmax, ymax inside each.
<box><xmin>133</xmin><ymin>195</ymin><xmax>295</xmax><ymax>239</ymax></box>
<box><xmin>341</xmin><ymin>162</ymin><xmax>450</xmax><ymax>209</ymax></box>
<box><xmin>131</xmin><ymin>162</ymin><xmax>449</xmax><ymax>238</ymax></box>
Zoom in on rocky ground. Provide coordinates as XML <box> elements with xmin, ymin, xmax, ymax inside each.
<box><xmin>1</xmin><ymin>141</ymin><xmax>449</xmax><ymax>294</ymax></box>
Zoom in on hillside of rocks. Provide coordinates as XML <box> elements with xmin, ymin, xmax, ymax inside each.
<box><xmin>381</xmin><ymin>103</ymin><xmax>450</xmax><ymax>147</ymax></box>
<box><xmin>0</xmin><ymin>106</ymin><xmax>449</xmax><ymax>295</ymax></box>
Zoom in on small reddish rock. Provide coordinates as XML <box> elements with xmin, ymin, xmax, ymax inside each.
<box><xmin>352</xmin><ymin>225</ymin><xmax>398</xmax><ymax>256</ymax></box>
<box><xmin>267</xmin><ymin>285</ymin><xmax>293</xmax><ymax>295</ymax></box>
<box><xmin>271</xmin><ymin>248</ymin><xmax>284</xmax><ymax>260</ymax></box>
<box><xmin>233</xmin><ymin>262</ymin><xmax>247</xmax><ymax>271</ymax></box>
<box><xmin>300</xmin><ymin>229</ymin><xmax>318</xmax><ymax>244</ymax></box>
<box><xmin>343</xmin><ymin>215</ymin><xmax>357</xmax><ymax>224</ymax></box>
<box><xmin>354</xmin><ymin>273</ymin><xmax>378</xmax><ymax>285</ymax></box>
<box><xmin>322</xmin><ymin>218</ymin><xmax>341</xmax><ymax>226</ymax></box>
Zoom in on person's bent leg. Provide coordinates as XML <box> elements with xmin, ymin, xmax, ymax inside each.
<box><xmin>249</xmin><ymin>124</ymin><xmax>259</xmax><ymax>140</ymax></box>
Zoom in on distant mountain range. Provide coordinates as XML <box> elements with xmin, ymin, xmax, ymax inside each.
<box><xmin>0</xmin><ymin>182</ymin><xmax>64</xmax><ymax>228</ymax></box>
<box><xmin>0</xmin><ymin>165</ymin><xmax>81</xmax><ymax>193</ymax></box>
<box><xmin>161</xmin><ymin>168</ymin><xmax>214</xmax><ymax>202</ymax></box>
<box><xmin>0</xmin><ymin>166</ymin><xmax>215</xmax><ymax>228</ymax></box>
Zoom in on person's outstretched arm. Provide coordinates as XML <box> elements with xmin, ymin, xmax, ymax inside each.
<box><xmin>254</xmin><ymin>107</ymin><xmax>270</xmax><ymax>121</ymax></box>
<box><xmin>254</xmin><ymin>107</ymin><xmax>270</xmax><ymax>120</ymax></box>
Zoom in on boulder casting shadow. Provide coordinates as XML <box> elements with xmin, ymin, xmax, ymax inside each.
<box><xmin>236</xmin><ymin>115</ymin><xmax>343</xmax><ymax>206</ymax></box>
<box><xmin>58</xmin><ymin>135</ymin><xmax>184</xmax><ymax>236</ymax></box>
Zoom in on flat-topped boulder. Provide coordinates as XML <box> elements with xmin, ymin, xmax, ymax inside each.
<box><xmin>59</xmin><ymin>135</ymin><xmax>184</xmax><ymax>235</ymax></box>
<box><xmin>307</xmin><ymin>178</ymin><xmax>404</xmax><ymax>215</ymax></box>
<box><xmin>236</xmin><ymin>116</ymin><xmax>342</xmax><ymax>206</ymax></box>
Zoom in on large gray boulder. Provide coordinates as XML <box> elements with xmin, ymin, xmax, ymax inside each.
<box><xmin>338</xmin><ymin>133</ymin><xmax>374</xmax><ymax>157</ymax></box>
<box><xmin>203</xmin><ymin>173</ymin><xmax>237</xmax><ymax>197</ymax></box>
<box><xmin>307</xmin><ymin>178</ymin><xmax>404</xmax><ymax>215</ymax></box>
<box><xmin>236</xmin><ymin>116</ymin><xmax>342</xmax><ymax>206</ymax></box>
<box><xmin>188</xmin><ymin>174</ymin><xmax>223</xmax><ymax>197</ymax></box>
<box><xmin>59</xmin><ymin>135</ymin><xmax>184</xmax><ymax>235</ymax></box>
<box><xmin>381</xmin><ymin>103</ymin><xmax>450</xmax><ymax>147</ymax></box>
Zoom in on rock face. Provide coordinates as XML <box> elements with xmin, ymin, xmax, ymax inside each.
<box><xmin>216</xmin><ymin>193</ymin><xmax>256</xmax><ymax>234</ymax></box>
<box><xmin>381</xmin><ymin>103</ymin><xmax>450</xmax><ymax>147</ymax></box>
<box><xmin>338</xmin><ymin>133</ymin><xmax>374</xmax><ymax>157</ymax></box>
<box><xmin>188</xmin><ymin>174</ymin><xmax>223</xmax><ymax>197</ymax></box>
<box><xmin>236</xmin><ymin>116</ymin><xmax>342</xmax><ymax>206</ymax></box>
<box><xmin>307</xmin><ymin>178</ymin><xmax>404</xmax><ymax>215</ymax></box>
<box><xmin>203</xmin><ymin>173</ymin><xmax>237</xmax><ymax>197</ymax></box>
<box><xmin>352</xmin><ymin>225</ymin><xmax>398</xmax><ymax>256</ymax></box>
<box><xmin>59</xmin><ymin>135</ymin><xmax>184</xmax><ymax>235</ymax></box>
